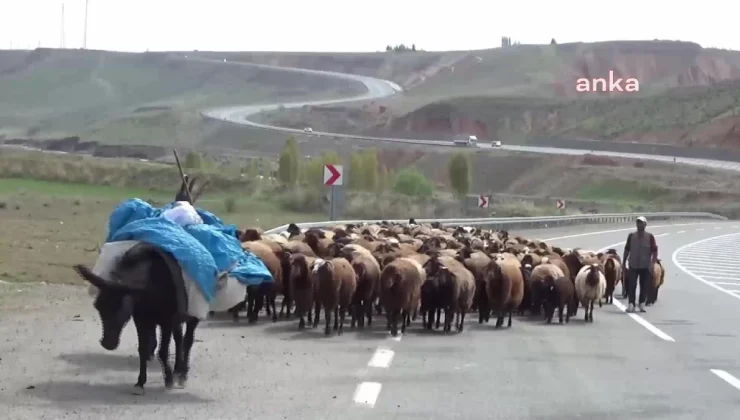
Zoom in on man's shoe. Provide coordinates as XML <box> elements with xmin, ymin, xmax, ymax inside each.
<box><xmin>639</xmin><ymin>303</ymin><xmax>646</xmax><ymax>313</ymax></box>
<box><xmin>627</xmin><ymin>304</ymin><xmax>635</xmax><ymax>313</ymax></box>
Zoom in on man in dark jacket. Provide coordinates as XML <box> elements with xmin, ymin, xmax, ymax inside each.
<box><xmin>622</xmin><ymin>216</ymin><xmax>658</xmax><ymax>313</ymax></box>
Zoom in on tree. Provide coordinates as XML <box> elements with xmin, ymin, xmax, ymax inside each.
<box><xmin>183</xmin><ymin>151</ymin><xmax>202</xmax><ymax>169</ymax></box>
<box><xmin>349</xmin><ymin>152</ymin><xmax>365</xmax><ymax>190</ymax></box>
<box><xmin>278</xmin><ymin>137</ymin><xmax>299</xmax><ymax>186</ymax></box>
<box><xmin>386</xmin><ymin>45</ymin><xmax>392</xmax><ymax>52</ymax></box>
<box><xmin>361</xmin><ymin>148</ymin><xmax>379</xmax><ymax>191</ymax></box>
<box><xmin>393</xmin><ymin>168</ymin><xmax>434</xmax><ymax>198</ymax></box>
<box><xmin>448</xmin><ymin>152</ymin><xmax>471</xmax><ymax>199</ymax></box>
<box><xmin>411</xmin><ymin>44</ymin><xmax>416</xmax><ymax>51</ymax></box>
<box><xmin>550</xmin><ymin>38</ymin><xmax>557</xmax><ymax>45</ymax></box>
<box><xmin>378</xmin><ymin>164</ymin><xmax>389</xmax><ymax>192</ymax></box>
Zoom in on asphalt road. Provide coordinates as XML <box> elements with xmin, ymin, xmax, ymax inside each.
<box><xmin>188</xmin><ymin>55</ymin><xmax>740</xmax><ymax>173</ymax></box>
<box><xmin>3</xmin><ymin>219</ymin><xmax>740</xmax><ymax>419</ymax></box>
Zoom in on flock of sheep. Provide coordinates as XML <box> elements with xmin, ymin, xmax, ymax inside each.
<box><xmin>233</xmin><ymin>220</ymin><xmax>666</xmax><ymax>336</ymax></box>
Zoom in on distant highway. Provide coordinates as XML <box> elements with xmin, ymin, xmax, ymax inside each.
<box><xmin>193</xmin><ymin>56</ymin><xmax>740</xmax><ymax>173</ymax></box>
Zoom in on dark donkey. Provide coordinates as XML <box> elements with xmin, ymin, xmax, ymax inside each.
<box><xmin>73</xmin><ymin>174</ymin><xmax>209</xmax><ymax>395</ymax></box>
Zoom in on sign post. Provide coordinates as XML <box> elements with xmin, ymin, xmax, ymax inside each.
<box><xmin>323</xmin><ymin>164</ymin><xmax>343</xmax><ymax>220</ymax></box>
<box><xmin>556</xmin><ymin>199</ymin><xmax>566</xmax><ymax>213</ymax></box>
<box><xmin>478</xmin><ymin>195</ymin><xmax>490</xmax><ymax>208</ymax></box>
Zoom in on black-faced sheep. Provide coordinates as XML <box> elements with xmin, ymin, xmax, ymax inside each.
<box><xmin>314</xmin><ymin>257</ymin><xmax>357</xmax><ymax>335</ymax></box>
<box><xmin>543</xmin><ymin>275</ymin><xmax>575</xmax><ymax>324</ymax></box>
<box><xmin>574</xmin><ymin>264</ymin><xmax>606</xmax><ymax>323</ymax></box>
<box><xmin>483</xmin><ymin>258</ymin><xmax>524</xmax><ymax>328</ymax></box>
<box><xmin>380</xmin><ymin>258</ymin><xmax>424</xmax><ymax>336</ymax></box>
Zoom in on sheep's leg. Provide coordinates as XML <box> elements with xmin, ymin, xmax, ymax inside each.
<box><xmin>558</xmin><ymin>304</ymin><xmax>564</xmax><ymax>324</ymax></box>
<box><xmin>390</xmin><ymin>310</ymin><xmax>399</xmax><ymax>336</ymax></box>
<box><xmin>338</xmin><ymin>305</ymin><xmax>348</xmax><ymax>336</ymax></box>
<box><xmin>324</xmin><ymin>306</ymin><xmax>333</xmax><ymax>335</ymax></box>
<box><xmin>298</xmin><ymin>315</ymin><xmax>306</xmax><ymax>329</ymax></box>
<box><xmin>405</xmin><ymin>311</ymin><xmax>411</xmax><ymax>327</ymax></box>
<box><xmin>507</xmin><ymin>309</ymin><xmax>513</xmax><ymax>328</ymax></box>
<box><xmin>458</xmin><ymin>310</ymin><xmax>466</xmax><ymax>332</ymax></box>
<box><xmin>333</xmin><ymin>306</ymin><xmax>340</xmax><ymax>331</ymax></box>
<box><xmin>494</xmin><ymin>311</ymin><xmax>504</xmax><ymax>328</ymax></box>
<box><xmin>350</xmin><ymin>303</ymin><xmax>358</xmax><ymax>328</ymax></box>
<box><xmin>598</xmin><ymin>297</ymin><xmax>602</xmax><ymax>308</ymax></box>
<box><xmin>588</xmin><ymin>301</ymin><xmax>594</xmax><ymax>322</ymax></box>
<box><xmin>435</xmin><ymin>308</ymin><xmax>442</xmax><ymax>329</ymax></box>
<box><xmin>312</xmin><ymin>301</ymin><xmax>321</xmax><ymax>328</ymax></box>
<box><xmin>400</xmin><ymin>310</ymin><xmax>409</xmax><ymax>334</ymax></box>
<box><xmin>443</xmin><ymin>308</ymin><xmax>453</xmax><ymax>333</ymax></box>
<box><xmin>271</xmin><ymin>292</ymin><xmax>278</xmax><ymax>322</ymax></box>
<box><xmin>365</xmin><ymin>300</ymin><xmax>373</xmax><ymax>327</ymax></box>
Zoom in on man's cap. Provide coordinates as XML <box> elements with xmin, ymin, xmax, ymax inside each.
<box><xmin>636</xmin><ymin>216</ymin><xmax>647</xmax><ymax>224</ymax></box>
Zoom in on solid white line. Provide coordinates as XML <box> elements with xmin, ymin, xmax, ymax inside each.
<box><xmin>542</xmin><ymin>222</ymin><xmax>715</xmax><ymax>241</ymax></box>
<box><xmin>353</xmin><ymin>382</ymin><xmax>382</xmax><ymax>407</ymax></box>
<box><xmin>672</xmin><ymin>233</ymin><xmax>740</xmax><ymax>303</ymax></box>
<box><xmin>704</xmin><ymin>276</ymin><xmax>740</xmax><ymax>281</ymax></box>
<box><xmin>367</xmin><ymin>348</ymin><xmax>394</xmax><ymax>368</ymax></box>
<box><xmin>676</xmin><ymin>231</ymin><xmax>685</xmax><ymax>234</ymax></box>
<box><xmin>711</xmin><ymin>369</ymin><xmax>740</xmax><ymax>391</ymax></box>
<box><xmin>597</xmin><ymin>232</ymin><xmax>671</xmax><ymax>253</ymax></box>
<box><xmin>697</xmin><ymin>229</ymin><xmax>705</xmax><ymax>231</ymax></box>
<box><xmin>711</xmin><ymin>282</ymin><xmax>740</xmax><ymax>286</ymax></box>
<box><xmin>611</xmin><ymin>299</ymin><xmax>675</xmax><ymax>342</ymax></box>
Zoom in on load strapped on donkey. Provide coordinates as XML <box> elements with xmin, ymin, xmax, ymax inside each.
<box><xmin>73</xmin><ymin>150</ymin><xmax>273</xmax><ymax>395</ymax></box>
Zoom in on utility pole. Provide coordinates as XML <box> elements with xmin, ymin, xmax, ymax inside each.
<box><xmin>61</xmin><ymin>2</ymin><xmax>65</xmax><ymax>48</ymax></box>
<box><xmin>83</xmin><ymin>0</ymin><xmax>89</xmax><ymax>49</ymax></box>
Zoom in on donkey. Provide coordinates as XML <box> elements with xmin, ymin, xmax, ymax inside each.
<box><xmin>75</xmin><ymin>175</ymin><xmax>210</xmax><ymax>394</ymax></box>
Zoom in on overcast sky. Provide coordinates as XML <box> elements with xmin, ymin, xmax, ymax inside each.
<box><xmin>1</xmin><ymin>0</ymin><xmax>735</xmax><ymax>52</ymax></box>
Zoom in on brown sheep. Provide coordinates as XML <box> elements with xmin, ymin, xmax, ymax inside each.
<box><xmin>289</xmin><ymin>254</ymin><xmax>318</xmax><ymax>329</ymax></box>
<box><xmin>483</xmin><ymin>258</ymin><xmax>524</xmax><ymax>328</ymax></box>
<box><xmin>314</xmin><ymin>258</ymin><xmax>357</xmax><ymax>335</ymax></box>
<box><xmin>349</xmin><ymin>254</ymin><xmax>381</xmax><ymax>328</ymax></box>
<box><xmin>599</xmin><ymin>251</ymin><xmax>622</xmax><ymax>304</ymax></box>
<box><xmin>457</xmin><ymin>248</ymin><xmax>492</xmax><ymax>323</ymax></box>
<box><xmin>305</xmin><ymin>231</ymin><xmax>335</xmax><ymax>258</ymax></box>
<box><xmin>528</xmin><ymin>262</ymin><xmax>566</xmax><ymax>316</ymax></box>
<box><xmin>423</xmin><ymin>256</ymin><xmax>476</xmax><ymax>333</ymax></box>
<box><xmin>646</xmin><ymin>259</ymin><xmax>665</xmax><ymax>305</ymax></box>
<box><xmin>283</xmin><ymin>240</ymin><xmax>315</xmax><ymax>257</ymax></box>
<box><xmin>241</xmin><ymin>241</ymin><xmax>283</xmax><ymax>323</ymax></box>
<box><xmin>543</xmin><ymin>275</ymin><xmax>575</xmax><ymax>324</ymax></box>
<box><xmin>380</xmin><ymin>258</ymin><xmax>424</xmax><ymax>336</ymax></box>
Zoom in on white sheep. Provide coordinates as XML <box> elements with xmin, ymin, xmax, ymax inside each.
<box><xmin>574</xmin><ymin>264</ymin><xmax>606</xmax><ymax>323</ymax></box>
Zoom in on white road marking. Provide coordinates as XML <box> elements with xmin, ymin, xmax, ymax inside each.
<box><xmin>697</xmin><ymin>228</ymin><xmax>705</xmax><ymax>231</ymax></box>
<box><xmin>543</xmin><ymin>222</ymin><xmax>716</xmax><ymax>241</ymax></box>
<box><xmin>711</xmin><ymin>369</ymin><xmax>740</xmax><ymax>391</ymax></box>
<box><xmin>676</xmin><ymin>231</ymin><xmax>685</xmax><ymax>234</ymax></box>
<box><xmin>597</xmin><ymin>232</ymin><xmax>671</xmax><ymax>253</ymax></box>
<box><xmin>672</xmin><ymin>232</ymin><xmax>740</xmax><ymax>303</ymax></box>
<box><xmin>611</xmin><ymin>299</ymin><xmax>675</xmax><ymax>342</ymax></box>
<box><xmin>353</xmin><ymin>382</ymin><xmax>382</xmax><ymax>407</ymax></box>
<box><xmin>367</xmin><ymin>347</ymin><xmax>394</xmax><ymax>368</ymax></box>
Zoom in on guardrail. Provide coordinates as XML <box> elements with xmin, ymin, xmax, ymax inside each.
<box><xmin>264</xmin><ymin>212</ymin><xmax>727</xmax><ymax>235</ymax></box>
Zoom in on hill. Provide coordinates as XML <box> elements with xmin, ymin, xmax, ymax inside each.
<box><xmin>0</xmin><ymin>48</ymin><xmax>365</xmax><ymax>147</ymax></box>
<box><xmin>254</xmin><ymin>41</ymin><xmax>740</xmax><ymax>150</ymax></box>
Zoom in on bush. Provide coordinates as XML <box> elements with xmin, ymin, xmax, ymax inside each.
<box><xmin>448</xmin><ymin>152</ymin><xmax>472</xmax><ymax>199</ymax></box>
<box><xmin>392</xmin><ymin>168</ymin><xmax>434</xmax><ymax>198</ymax></box>
<box><xmin>224</xmin><ymin>197</ymin><xmax>237</xmax><ymax>213</ymax></box>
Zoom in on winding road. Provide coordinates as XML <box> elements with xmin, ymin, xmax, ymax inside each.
<box><xmin>4</xmin><ymin>220</ymin><xmax>740</xmax><ymax>418</ymax></box>
<box><xmin>195</xmin><ymin>56</ymin><xmax>740</xmax><ymax>173</ymax></box>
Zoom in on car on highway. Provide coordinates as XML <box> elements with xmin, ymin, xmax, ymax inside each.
<box><xmin>453</xmin><ymin>135</ymin><xmax>478</xmax><ymax>147</ymax></box>
<box><xmin>303</xmin><ymin>127</ymin><xmax>313</xmax><ymax>133</ymax></box>
<box><xmin>492</xmin><ymin>140</ymin><xmax>502</xmax><ymax>147</ymax></box>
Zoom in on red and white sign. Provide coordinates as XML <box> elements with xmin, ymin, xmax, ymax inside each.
<box><xmin>556</xmin><ymin>199</ymin><xmax>565</xmax><ymax>210</ymax></box>
<box><xmin>478</xmin><ymin>195</ymin><xmax>489</xmax><ymax>208</ymax></box>
<box><xmin>323</xmin><ymin>164</ymin><xmax>343</xmax><ymax>186</ymax></box>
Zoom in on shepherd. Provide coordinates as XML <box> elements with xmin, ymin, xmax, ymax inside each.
<box><xmin>621</xmin><ymin>216</ymin><xmax>659</xmax><ymax>313</ymax></box>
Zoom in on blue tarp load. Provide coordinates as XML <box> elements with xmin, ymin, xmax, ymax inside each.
<box><xmin>105</xmin><ymin>198</ymin><xmax>273</xmax><ymax>302</ymax></box>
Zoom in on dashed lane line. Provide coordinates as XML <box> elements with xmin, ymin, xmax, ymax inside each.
<box><xmin>353</xmin><ymin>335</ymin><xmax>401</xmax><ymax>407</ymax></box>
<box><xmin>711</xmin><ymin>369</ymin><xmax>740</xmax><ymax>392</ymax></box>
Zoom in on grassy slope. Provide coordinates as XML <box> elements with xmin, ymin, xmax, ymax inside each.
<box><xmin>0</xmin><ymin>49</ymin><xmax>366</xmax><ymax>146</ymax></box>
